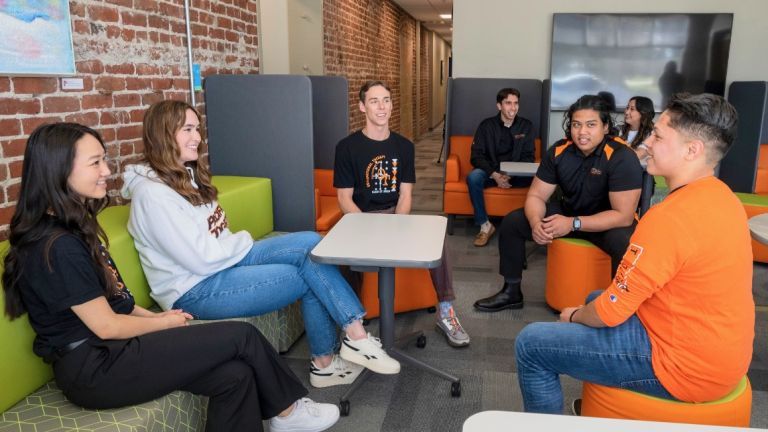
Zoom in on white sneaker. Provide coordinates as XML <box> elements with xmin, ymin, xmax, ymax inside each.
<box><xmin>309</xmin><ymin>354</ymin><xmax>363</xmax><ymax>388</ymax></box>
<box><xmin>269</xmin><ymin>398</ymin><xmax>339</xmax><ymax>432</ymax></box>
<box><xmin>339</xmin><ymin>333</ymin><xmax>400</xmax><ymax>374</ymax></box>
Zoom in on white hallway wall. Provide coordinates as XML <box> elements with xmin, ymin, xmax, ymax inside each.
<box><xmin>452</xmin><ymin>0</ymin><xmax>768</xmax><ymax>142</ymax></box>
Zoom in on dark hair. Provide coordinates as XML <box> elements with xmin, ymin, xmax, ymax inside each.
<box><xmin>561</xmin><ymin>95</ymin><xmax>615</xmax><ymax>140</ymax></box>
<box><xmin>142</xmin><ymin>100</ymin><xmax>217</xmax><ymax>205</ymax></box>
<box><xmin>359</xmin><ymin>80</ymin><xmax>391</xmax><ymax>103</ymax></box>
<box><xmin>597</xmin><ymin>91</ymin><xmax>617</xmax><ymax>113</ymax></box>
<box><xmin>621</xmin><ymin>96</ymin><xmax>656</xmax><ymax>148</ymax></box>
<box><xmin>664</xmin><ymin>93</ymin><xmax>738</xmax><ymax>164</ymax></box>
<box><xmin>497</xmin><ymin>88</ymin><xmax>521</xmax><ymax>104</ymax></box>
<box><xmin>3</xmin><ymin>123</ymin><xmax>117</xmax><ymax>319</ymax></box>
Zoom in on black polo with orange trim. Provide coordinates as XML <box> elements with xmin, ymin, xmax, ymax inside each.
<box><xmin>535</xmin><ymin>136</ymin><xmax>643</xmax><ymax>217</ymax></box>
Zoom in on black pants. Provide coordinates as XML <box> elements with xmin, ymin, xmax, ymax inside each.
<box><xmin>498</xmin><ymin>204</ymin><xmax>637</xmax><ymax>280</ymax></box>
<box><xmin>53</xmin><ymin>321</ymin><xmax>307</xmax><ymax>432</ymax></box>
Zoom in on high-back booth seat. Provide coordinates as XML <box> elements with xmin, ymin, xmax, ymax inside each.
<box><xmin>314</xmin><ymin>168</ymin><xmax>343</xmax><ymax>234</ymax></box>
<box><xmin>0</xmin><ymin>176</ymin><xmax>304</xmax><ymax>431</ymax></box>
<box><xmin>581</xmin><ymin>377</ymin><xmax>752</xmax><ymax>427</ymax></box>
<box><xmin>443</xmin><ymin>136</ymin><xmax>541</xmax><ymax>234</ymax></box>
<box><xmin>736</xmin><ymin>192</ymin><xmax>768</xmax><ymax>263</ymax></box>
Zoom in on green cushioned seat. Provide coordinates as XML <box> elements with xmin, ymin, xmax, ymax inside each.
<box><xmin>213</xmin><ymin>176</ymin><xmax>274</xmax><ymax>239</ymax></box>
<box><xmin>735</xmin><ymin>192</ymin><xmax>768</xmax><ymax>207</ymax></box>
<box><xmin>557</xmin><ymin>237</ymin><xmax>597</xmax><ymax>247</ymax></box>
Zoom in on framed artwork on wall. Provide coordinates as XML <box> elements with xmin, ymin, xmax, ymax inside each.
<box><xmin>0</xmin><ymin>1</ymin><xmax>76</xmax><ymax>76</ymax></box>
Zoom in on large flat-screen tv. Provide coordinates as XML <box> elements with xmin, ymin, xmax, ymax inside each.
<box><xmin>550</xmin><ymin>13</ymin><xmax>733</xmax><ymax>111</ymax></box>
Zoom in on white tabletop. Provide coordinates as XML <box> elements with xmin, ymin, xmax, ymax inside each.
<box><xmin>462</xmin><ymin>411</ymin><xmax>760</xmax><ymax>432</ymax></box>
<box><xmin>500</xmin><ymin>161</ymin><xmax>539</xmax><ymax>176</ymax></box>
<box><xmin>310</xmin><ymin>213</ymin><xmax>447</xmax><ymax>269</ymax></box>
<box><xmin>748</xmin><ymin>213</ymin><xmax>768</xmax><ymax>245</ymax></box>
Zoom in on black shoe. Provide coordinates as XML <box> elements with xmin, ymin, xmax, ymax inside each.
<box><xmin>473</xmin><ymin>282</ymin><xmax>524</xmax><ymax>312</ymax></box>
<box><xmin>570</xmin><ymin>398</ymin><xmax>582</xmax><ymax>416</ymax></box>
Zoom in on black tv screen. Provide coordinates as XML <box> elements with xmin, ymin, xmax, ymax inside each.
<box><xmin>550</xmin><ymin>13</ymin><xmax>733</xmax><ymax>111</ymax></box>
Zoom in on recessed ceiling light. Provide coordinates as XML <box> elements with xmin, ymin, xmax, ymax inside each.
<box><xmin>439</xmin><ymin>13</ymin><xmax>452</xmax><ymax>19</ymax></box>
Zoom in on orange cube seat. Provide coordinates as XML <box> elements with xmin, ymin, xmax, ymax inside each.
<box><xmin>358</xmin><ymin>269</ymin><xmax>438</xmax><ymax>319</ymax></box>
<box><xmin>545</xmin><ymin>238</ymin><xmax>612</xmax><ymax>312</ymax></box>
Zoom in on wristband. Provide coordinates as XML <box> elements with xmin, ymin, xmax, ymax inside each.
<box><xmin>568</xmin><ymin>308</ymin><xmax>581</xmax><ymax>323</ymax></box>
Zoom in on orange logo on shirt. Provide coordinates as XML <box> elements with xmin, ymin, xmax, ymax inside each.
<box><xmin>615</xmin><ymin>243</ymin><xmax>644</xmax><ymax>292</ymax></box>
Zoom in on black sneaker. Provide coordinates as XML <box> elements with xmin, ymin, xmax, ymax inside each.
<box><xmin>570</xmin><ymin>398</ymin><xmax>582</xmax><ymax>416</ymax></box>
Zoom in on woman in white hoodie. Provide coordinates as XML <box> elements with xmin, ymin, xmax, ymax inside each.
<box><xmin>123</xmin><ymin>100</ymin><xmax>399</xmax><ymax>388</ymax></box>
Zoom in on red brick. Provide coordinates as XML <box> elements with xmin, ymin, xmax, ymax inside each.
<box><xmin>0</xmin><ymin>205</ymin><xmax>16</xmax><ymax>227</ymax></box>
<box><xmin>87</xmin><ymin>4</ymin><xmax>119</xmax><ymax>22</ymax></box>
<box><xmin>69</xmin><ymin>2</ymin><xmax>86</xmax><ymax>17</ymax></box>
<box><xmin>13</xmin><ymin>77</ymin><xmax>58</xmax><ymax>94</ymax></box>
<box><xmin>77</xmin><ymin>60</ymin><xmax>104</xmax><ymax>74</ymax></box>
<box><xmin>9</xmin><ymin>160</ymin><xmax>23</xmax><ymax>178</ymax></box>
<box><xmin>114</xmin><ymin>93</ymin><xmax>142</xmax><ymax>107</ymax></box>
<box><xmin>106</xmin><ymin>25</ymin><xmax>121</xmax><ymax>39</ymax></box>
<box><xmin>100</xmin><ymin>111</ymin><xmax>130</xmax><ymax>126</ymax></box>
<box><xmin>82</xmin><ymin>94</ymin><xmax>114</xmax><ymax>110</ymax></box>
<box><xmin>120</xmin><ymin>142</ymin><xmax>135</xmax><ymax>156</ymax></box>
<box><xmin>136</xmin><ymin>64</ymin><xmax>160</xmax><ymax>75</ymax></box>
<box><xmin>105</xmin><ymin>63</ymin><xmax>136</xmax><ymax>75</ymax></box>
<box><xmin>2</xmin><ymin>138</ymin><xmax>27</xmax><ymax>158</ymax></box>
<box><xmin>0</xmin><ymin>119</ymin><xmax>22</xmax><ymax>137</ymax></box>
<box><xmin>0</xmin><ymin>164</ymin><xmax>7</xmax><ymax>181</ymax></box>
<box><xmin>130</xmin><ymin>109</ymin><xmax>146</xmax><ymax>123</ymax></box>
<box><xmin>116</xmin><ymin>125</ymin><xmax>143</xmax><ymax>141</ymax></box>
<box><xmin>0</xmin><ymin>77</ymin><xmax>10</xmax><ymax>93</ymax></box>
<box><xmin>121</xmin><ymin>11</ymin><xmax>148</xmax><ymax>27</ymax></box>
<box><xmin>95</xmin><ymin>76</ymin><xmax>126</xmax><ymax>93</ymax></box>
<box><xmin>141</xmin><ymin>93</ymin><xmax>165</xmax><ymax>106</ymax></box>
<box><xmin>0</xmin><ymin>98</ymin><xmax>41</xmax><ymax>115</ymax></box>
<box><xmin>73</xmin><ymin>19</ymin><xmax>90</xmax><ymax>34</ymax></box>
<box><xmin>151</xmin><ymin>78</ymin><xmax>173</xmax><ymax>91</ymax></box>
<box><xmin>43</xmin><ymin>96</ymin><xmax>81</xmax><ymax>113</ymax></box>
<box><xmin>133</xmin><ymin>0</ymin><xmax>160</xmax><ymax>12</ymax></box>
<box><xmin>65</xmin><ymin>111</ymin><xmax>100</xmax><ymax>126</ymax></box>
<box><xmin>148</xmin><ymin>15</ymin><xmax>169</xmax><ymax>30</ymax></box>
<box><xmin>22</xmin><ymin>116</ymin><xmax>62</xmax><ymax>135</ymax></box>
<box><xmin>5</xmin><ymin>183</ymin><xmax>20</xmax><ymax>203</ymax></box>
<box><xmin>100</xmin><ymin>127</ymin><xmax>117</xmax><ymax>142</ymax></box>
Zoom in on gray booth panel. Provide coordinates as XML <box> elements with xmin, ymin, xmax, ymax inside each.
<box><xmin>721</xmin><ymin>81</ymin><xmax>768</xmax><ymax>193</ymax></box>
<box><xmin>309</xmin><ymin>76</ymin><xmax>349</xmax><ymax>170</ymax></box>
<box><xmin>204</xmin><ymin>74</ymin><xmax>316</xmax><ymax>232</ymax></box>
<box><xmin>444</xmin><ymin>77</ymin><xmax>544</xmax><ymax>158</ymax></box>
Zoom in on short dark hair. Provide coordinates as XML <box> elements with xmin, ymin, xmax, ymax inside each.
<box><xmin>497</xmin><ymin>88</ymin><xmax>521</xmax><ymax>104</ymax></box>
<box><xmin>562</xmin><ymin>95</ymin><xmax>615</xmax><ymax>140</ymax></box>
<box><xmin>359</xmin><ymin>80</ymin><xmax>391</xmax><ymax>103</ymax></box>
<box><xmin>664</xmin><ymin>93</ymin><xmax>738</xmax><ymax>164</ymax></box>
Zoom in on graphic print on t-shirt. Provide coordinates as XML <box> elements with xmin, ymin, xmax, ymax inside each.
<box><xmin>207</xmin><ymin>204</ymin><xmax>229</xmax><ymax>237</ymax></box>
<box><xmin>365</xmin><ymin>155</ymin><xmax>399</xmax><ymax>194</ymax></box>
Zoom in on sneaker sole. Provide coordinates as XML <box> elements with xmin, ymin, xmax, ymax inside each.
<box><xmin>339</xmin><ymin>345</ymin><xmax>400</xmax><ymax>374</ymax></box>
<box><xmin>473</xmin><ymin>301</ymin><xmax>524</xmax><ymax>312</ymax></box>
<box><xmin>435</xmin><ymin>325</ymin><xmax>470</xmax><ymax>348</ymax></box>
<box><xmin>270</xmin><ymin>410</ymin><xmax>340</xmax><ymax>432</ymax></box>
<box><xmin>309</xmin><ymin>374</ymin><xmax>358</xmax><ymax>388</ymax></box>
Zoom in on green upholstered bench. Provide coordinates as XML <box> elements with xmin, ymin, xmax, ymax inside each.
<box><xmin>1</xmin><ymin>176</ymin><xmax>305</xmax><ymax>431</ymax></box>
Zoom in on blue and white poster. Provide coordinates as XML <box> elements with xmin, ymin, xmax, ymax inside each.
<box><xmin>0</xmin><ymin>0</ymin><xmax>76</xmax><ymax>75</ymax></box>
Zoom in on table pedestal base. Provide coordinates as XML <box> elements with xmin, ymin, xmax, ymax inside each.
<box><xmin>339</xmin><ymin>267</ymin><xmax>461</xmax><ymax>416</ymax></box>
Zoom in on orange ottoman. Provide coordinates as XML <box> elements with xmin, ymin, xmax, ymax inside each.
<box><xmin>736</xmin><ymin>192</ymin><xmax>768</xmax><ymax>263</ymax></box>
<box><xmin>581</xmin><ymin>376</ymin><xmax>752</xmax><ymax>427</ymax></box>
<box><xmin>359</xmin><ymin>269</ymin><xmax>438</xmax><ymax>319</ymax></box>
<box><xmin>545</xmin><ymin>238</ymin><xmax>612</xmax><ymax>311</ymax></box>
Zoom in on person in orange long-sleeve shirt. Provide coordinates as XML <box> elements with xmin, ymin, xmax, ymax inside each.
<box><xmin>514</xmin><ymin>93</ymin><xmax>754</xmax><ymax>414</ymax></box>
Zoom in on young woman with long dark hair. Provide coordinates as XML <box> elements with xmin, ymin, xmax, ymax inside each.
<box><xmin>620</xmin><ymin>96</ymin><xmax>655</xmax><ymax>165</ymax></box>
<box><xmin>121</xmin><ymin>100</ymin><xmax>400</xmax><ymax>388</ymax></box>
<box><xmin>2</xmin><ymin>123</ymin><xmax>339</xmax><ymax>432</ymax></box>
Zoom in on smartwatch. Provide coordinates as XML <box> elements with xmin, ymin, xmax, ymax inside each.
<box><xmin>572</xmin><ymin>216</ymin><xmax>581</xmax><ymax>232</ymax></box>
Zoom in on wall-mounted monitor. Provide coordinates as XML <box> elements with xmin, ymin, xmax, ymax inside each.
<box><xmin>550</xmin><ymin>13</ymin><xmax>733</xmax><ymax>111</ymax></box>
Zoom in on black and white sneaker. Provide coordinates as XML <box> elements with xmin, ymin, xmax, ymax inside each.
<box><xmin>309</xmin><ymin>355</ymin><xmax>363</xmax><ymax>388</ymax></box>
<box><xmin>339</xmin><ymin>333</ymin><xmax>400</xmax><ymax>374</ymax></box>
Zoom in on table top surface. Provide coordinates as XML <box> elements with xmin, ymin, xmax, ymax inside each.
<box><xmin>462</xmin><ymin>411</ymin><xmax>760</xmax><ymax>432</ymax></box>
<box><xmin>500</xmin><ymin>161</ymin><xmax>539</xmax><ymax>176</ymax></box>
<box><xmin>310</xmin><ymin>213</ymin><xmax>446</xmax><ymax>268</ymax></box>
<box><xmin>748</xmin><ymin>213</ymin><xmax>768</xmax><ymax>245</ymax></box>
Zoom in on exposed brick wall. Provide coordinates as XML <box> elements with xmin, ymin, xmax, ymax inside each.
<box><xmin>0</xmin><ymin>0</ymin><xmax>259</xmax><ymax>237</ymax></box>
<box><xmin>324</xmin><ymin>0</ymin><xmax>422</xmax><ymax>136</ymax></box>
<box><xmin>419</xmin><ymin>25</ymin><xmax>430</xmax><ymax>136</ymax></box>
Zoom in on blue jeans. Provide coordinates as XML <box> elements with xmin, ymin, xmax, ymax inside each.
<box><xmin>515</xmin><ymin>290</ymin><xmax>675</xmax><ymax>414</ymax></box>
<box><xmin>174</xmin><ymin>231</ymin><xmax>366</xmax><ymax>358</ymax></box>
<box><xmin>467</xmin><ymin>168</ymin><xmax>532</xmax><ymax>225</ymax></box>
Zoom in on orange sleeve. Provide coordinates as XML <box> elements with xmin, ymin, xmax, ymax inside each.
<box><xmin>595</xmin><ymin>208</ymin><xmax>691</xmax><ymax>326</ymax></box>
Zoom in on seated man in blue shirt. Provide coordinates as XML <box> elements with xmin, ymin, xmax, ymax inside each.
<box><xmin>474</xmin><ymin>95</ymin><xmax>643</xmax><ymax>312</ymax></box>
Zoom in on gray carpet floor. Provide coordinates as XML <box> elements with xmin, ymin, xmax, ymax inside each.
<box><xmin>280</xmin><ymin>129</ymin><xmax>768</xmax><ymax>431</ymax></box>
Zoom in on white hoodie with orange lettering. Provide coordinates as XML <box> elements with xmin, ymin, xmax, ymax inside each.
<box><xmin>121</xmin><ymin>164</ymin><xmax>252</xmax><ymax>310</ymax></box>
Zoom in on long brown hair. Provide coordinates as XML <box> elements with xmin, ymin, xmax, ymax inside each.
<box><xmin>3</xmin><ymin>124</ymin><xmax>118</xmax><ymax>319</ymax></box>
<box><xmin>141</xmin><ymin>100</ymin><xmax>217</xmax><ymax>205</ymax></box>
<box><xmin>620</xmin><ymin>96</ymin><xmax>655</xmax><ymax>148</ymax></box>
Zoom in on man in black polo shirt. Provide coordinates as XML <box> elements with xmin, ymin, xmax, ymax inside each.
<box><xmin>474</xmin><ymin>95</ymin><xmax>643</xmax><ymax>312</ymax></box>
<box><xmin>467</xmin><ymin>88</ymin><xmax>536</xmax><ymax>247</ymax></box>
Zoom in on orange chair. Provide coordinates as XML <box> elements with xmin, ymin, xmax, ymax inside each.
<box><xmin>581</xmin><ymin>377</ymin><xmax>752</xmax><ymax>427</ymax></box>
<box><xmin>314</xmin><ymin>169</ymin><xmax>343</xmax><ymax>234</ymax></box>
<box><xmin>753</xmin><ymin>144</ymin><xmax>768</xmax><ymax>194</ymax></box>
<box><xmin>736</xmin><ymin>192</ymin><xmax>768</xmax><ymax>263</ymax></box>
<box><xmin>443</xmin><ymin>136</ymin><xmax>541</xmax><ymax>234</ymax></box>
<box><xmin>544</xmin><ymin>238</ymin><xmax>612</xmax><ymax>311</ymax></box>
<box><xmin>358</xmin><ymin>269</ymin><xmax>438</xmax><ymax>319</ymax></box>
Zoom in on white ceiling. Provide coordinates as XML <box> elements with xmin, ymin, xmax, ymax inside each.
<box><xmin>390</xmin><ymin>0</ymin><xmax>453</xmax><ymax>44</ymax></box>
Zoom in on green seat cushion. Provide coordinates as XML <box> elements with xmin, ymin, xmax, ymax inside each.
<box><xmin>556</xmin><ymin>237</ymin><xmax>597</xmax><ymax>247</ymax></box>
<box><xmin>654</xmin><ymin>175</ymin><xmax>668</xmax><ymax>189</ymax></box>
<box><xmin>735</xmin><ymin>192</ymin><xmax>768</xmax><ymax>207</ymax></box>
<box><xmin>625</xmin><ymin>376</ymin><xmax>748</xmax><ymax>405</ymax></box>
<box><xmin>0</xmin><ymin>241</ymin><xmax>54</xmax><ymax>413</ymax></box>
<box><xmin>213</xmin><ymin>176</ymin><xmax>273</xmax><ymax>239</ymax></box>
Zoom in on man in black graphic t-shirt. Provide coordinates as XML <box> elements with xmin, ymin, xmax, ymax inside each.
<box><xmin>333</xmin><ymin>80</ymin><xmax>471</xmax><ymax>348</ymax></box>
